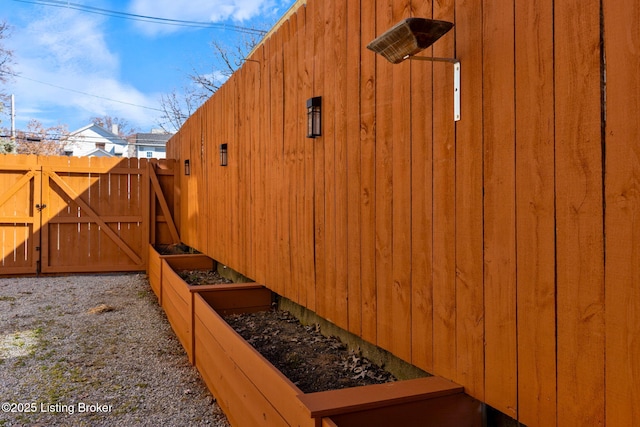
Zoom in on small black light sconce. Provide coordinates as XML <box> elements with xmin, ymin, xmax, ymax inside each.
<box><xmin>367</xmin><ymin>18</ymin><xmax>460</xmax><ymax>121</ymax></box>
<box><xmin>184</xmin><ymin>159</ymin><xmax>190</xmax><ymax>175</ymax></box>
<box><xmin>220</xmin><ymin>143</ymin><xmax>228</xmax><ymax>166</ymax></box>
<box><xmin>306</xmin><ymin>97</ymin><xmax>322</xmax><ymax>138</ymax></box>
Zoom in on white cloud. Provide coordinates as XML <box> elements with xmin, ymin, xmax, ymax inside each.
<box><xmin>128</xmin><ymin>0</ymin><xmax>289</xmax><ymax>36</ymax></box>
<box><xmin>5</xmin><ymin>5</ymin><xmax>158</xmax><ymax>131</ymax></box>
<box><xmin>2</xmin><ymin>0</ymin><xmax>297</xmax><ymax>133</ymax></box>
<box><xmin>26</xmin><ymin>9</ymin><xmax>119</xmax><ymax>74</ymax></box>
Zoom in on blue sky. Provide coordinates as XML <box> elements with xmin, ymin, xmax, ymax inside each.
<box><xmin>1</xmin><ymin>0</ymin><xmax>297</xmax><ymax>134</ymax></box>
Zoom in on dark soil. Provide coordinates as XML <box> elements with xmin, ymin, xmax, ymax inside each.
<box><xmin>154</xmin><ymin>243</ymin><xmax>201</xmax><ymax>255</ymax></box>
<box><xmin>224</xmin><ymin>309</ymin><xmax>396</xmax><ymax>393</ymax></box>
<box><xmin>174</xmin><ymin>262</ymin><xmax>397</xmax><ymax>394</ymax></box>
<box><xmin>178</xmin><ymin>269</ymin><xmax>233</xmax><ymax>286</ymax></box>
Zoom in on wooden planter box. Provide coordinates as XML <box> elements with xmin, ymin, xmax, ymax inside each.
<box><xmin>147</xmin><ymin>243</ymin><xmax>214</xmax><ymax>305</ymax></box>
<box><xmin>157</xmin><ymin>254</ymin><xmax>481</xmax><ymax>426</ymax></box>
<box><xmin>161</xmin><ymin>256</ymin><xmax>238</xmax><ymax>364</ymax></box>
<box><xmin>192</xmin><ymin>293</ymin><xmax>483</xmax><ymax>427</ymax></box>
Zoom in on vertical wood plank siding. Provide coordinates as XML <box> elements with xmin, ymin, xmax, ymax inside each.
<box><xmin>514</xmin><ymin>1</ymin><xmax>557</xmax><ymax>425</ymax></box>
<box><xmin>555</xmin><ymin>1</ymin><xmax>605</xmax><ymax>425</ymax></box>
<box><xmin>168</xmin><ymin>0</ymin><xmax>639</xmax><ymax>424</ymax></box>
<box><xmin>432</xmin><ymin>0</ymin><xmax>457</xmax><ymax>385</ymax></box>
<box><xmin>603</xmin><ymin>0</ymin><xmax>640</xmax><ymax>425</ymax></box>
<box><xmin>453</xmin><ymin>0</ymin><xmax>485</xmax><ymax>403</ymax></box>
<box><xmin>482</xmin><ymin>0</ymin><xmax>517</xmax><ymax>418</ymax></box>
<box><xmin>409</xmin><ymin>0</ymin><xmax>434</xmax><ymax>374</ymax></box>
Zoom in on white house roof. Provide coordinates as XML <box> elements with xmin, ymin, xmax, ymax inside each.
<box><xmin>64</xmin><ymin>123</ymin><xmax>128</xmax><ymax>157</ymax></box>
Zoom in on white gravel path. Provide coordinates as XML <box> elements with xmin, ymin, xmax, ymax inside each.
<box><xmin>0</xmin><ymin>274</ymin><xmax>230</xmax><ymax>427</ymax></box>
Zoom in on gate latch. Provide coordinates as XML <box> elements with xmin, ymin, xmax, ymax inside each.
<box><xmin>35</xmin><ymin>204</ymin><xmax>47</xmax><ymax>211</ymax></box>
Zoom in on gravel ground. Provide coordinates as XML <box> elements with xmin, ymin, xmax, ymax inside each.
<box><xmin>0</xmin><ymin>274</ymin><xmax>230</xmax><ymax>427</ymax></box>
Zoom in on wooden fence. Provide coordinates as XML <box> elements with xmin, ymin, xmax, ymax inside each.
<box><xmin>170</xmin><ymin>0</ymin><xmax>638</xmax><ymax>425</ymax></box>
<box><xmin>0</xmin><ymin>155</ymin><xmax>177</xmax><ymax>275</ymax></box>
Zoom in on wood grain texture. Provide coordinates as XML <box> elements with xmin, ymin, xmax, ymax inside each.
<box><xmin>345</xmin><ymin>1</ymin><xmax>363</xmax><ymax>337</ymax></box>
<box><xmin>333</xmin><ymin>0</ymin><xmax>349</xmax><ymax>331</ymax></box>
<box><xmin>432</xmin><ymin>0</ymin><xmax>457</xmax><ymax>383</ymax></box>
<box><xmin>359</xmin><ymin>0</ymin><xmax>378</xmax><ymax>346</ymax></box>
<box><xmin>514</xmin><ymin>0</ymin><xmax>557</xmax><ymax>424</ymax></box>
<box><xmin>373</xmin><ymin>0</ymin><xmax>395</xmax><ymax>355</ymax></box>
<box><xmin>409</xmin><ymin>0</ymin><xmax>434</xmax><ymax>373</ymax></box>
<box><xmin>389</xmin><ymin>0</ymin><xmax>413</xmax><ymax>362</ymax></box>
<box><xmin>554</xmin><ymin>0</ymin><xmax>605</xmax><ymax>425</ymax></box>
<box><xmin>321</xmin><ymin>0</ymin><xmax>338</xmax><ymax>326</ymax></box>
<box><xmin>311</xmin><ymin>0</ymin><xmax>325</xmax><ymax>316</ymax></box>
<box><xmin>0</xmin><ymin>156</ymin><xmax>38</xmax><ymax>274</ymax></box>
<box><xmin>157</xmin><ymin>0</ymin><xmax>638</xmax><ymax>423</ymax></box>
<box><xmin>482</xmin><ymin>0</ymin><xmax>517</xmax><ymax>417</ymax></box>
<box><xmin>603</xmin><ymin>0</ymin><xmax>640</xmax><ymax>425</ymax></box>
<box><xmin>453</xmin><ymin>0</ymin><xmax>485</xmax><ymax>403</ymax></box>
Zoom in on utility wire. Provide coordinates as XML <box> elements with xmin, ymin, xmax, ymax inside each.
<box><xmin>2</xmin><ymin>132</ymin><xmax>173</xmax><ymax>145</ymax></box>
<box><xmin>4</xmin><ymin>72</ymin><xmax>165</xmax><ymax>112</ymax></box>
<box><xmin>10</xmin><ymin>0</ymin><xmax>268</xmax><ymax>36</ymax></box>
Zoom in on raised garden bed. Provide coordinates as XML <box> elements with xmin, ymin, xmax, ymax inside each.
<box><xmin>159</xmin><ymin>258</ymin><xmax>482</xmax><ymax>426</ymax></box>
<box><xmin>147</xmin><ymin>243</ymin><xmax>210</xmax><ymax>304</ymax></box>
<box><xmin>192</xmin><ymin>293</ymin><xmax>482</xmax><ymax>427</ymax></box>
<box><xmin>159</xmin><ymin>255</ymin><xmax>263</xmax><ymax>365</ymax></box>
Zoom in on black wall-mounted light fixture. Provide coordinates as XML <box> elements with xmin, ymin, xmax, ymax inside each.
<box><xmin>220</xmin><ymin>143</ymin><xmax>228</xmax><ymax>166</ymax></box>
<box><xmin>306</xmin><ymin>97</ymin><xmax>322</xmax><ymax>138</ymax></box>
<box><xmin>367</xmin><ymin>18</ymin><xmax>460</xmax><ymax>121</ymax></box>
<box><xmin>184</xmin><ymin>159</ymin><xmax>190</xmax><ymax>175</ymax></box>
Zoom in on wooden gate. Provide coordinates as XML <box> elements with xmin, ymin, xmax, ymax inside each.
<box><xmin>0</xmin><ymin>155</ymin><xmax>178</xmax><ymax>275</ymax></box>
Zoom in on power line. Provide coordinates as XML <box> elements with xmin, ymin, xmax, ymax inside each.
<box><xmin>2</xmin><ymin>132</ymin><xmax>172</xmax><ymax>145</ymax></box>
<box><xmin>10</xmin><ymin>0</ymin><xmax>268</xmax><ymax>36</ymax></box>
<box><xmin>5</xmin><ymin>72</ymin><xmax>165</xmax><ymax>112</ymax></box>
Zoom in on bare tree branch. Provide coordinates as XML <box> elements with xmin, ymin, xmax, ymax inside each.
<box><xmin>0</xmin><ymin>21</ymin><xmax>16</xmax><ymax>127</ymax></box>
<box><xmin>16</xmin><ymin>120</ymin><xmax>68</xmax><ymax>155</ymax></box>
<box><xmin>157</xmin><ymin>34</ymin><xmax>262</xmax><ymax>131</ymax></box>
<box><xmin>0</xmin><ymin>21</ymin><xmax>15</xmax><ymax>87</ymax></box>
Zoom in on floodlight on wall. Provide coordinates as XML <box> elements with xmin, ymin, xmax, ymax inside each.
<box><xmin>367</xmin><ymin>18</ymin><xmax>461</xmax><ymax>121</ymax></box>
<box><xmin>220</xmin><ymin>143</ymin><xmax>228</xmax><ymax>167</ymax></box>
<box><xmin>184</xmin><ymin>159</ymin><xmax>190</xmax><ymax>176</ymax></box>
<box><xmin>306</xmin><ymin>97</ymin><xmax>322</xmax><ymax>138</ymax></box>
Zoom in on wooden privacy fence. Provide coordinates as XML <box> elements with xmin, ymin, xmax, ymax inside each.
<box><xmin>0</xmin><ymin>155</ymin><xmax>178</xmax><ymax>275</ymax></box>
<box><xmin>167</xmin><ymin>0</ymin><xmax>639</xmax><ymax>426</ymax></box>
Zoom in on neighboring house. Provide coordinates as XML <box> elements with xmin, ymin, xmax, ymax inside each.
<box><xmin>128</xmin><ymin>130</ymin><xmax>172</xmax><ymax>159</ymax></box>
<box><xmin>63</xmin><ymin>123</ymin><xmax>128</xmax><ymax>157</ymax></box>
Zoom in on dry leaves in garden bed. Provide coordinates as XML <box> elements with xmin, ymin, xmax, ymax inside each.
<box><xmin>224</xmin><ymin>309</ymin><xmax>397</xmax><ymax>394</ymax></box>
<box><xmin>178</xmin><ymin>270</ymin><xmax>233</xmax><ymax>286</ymax></box>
